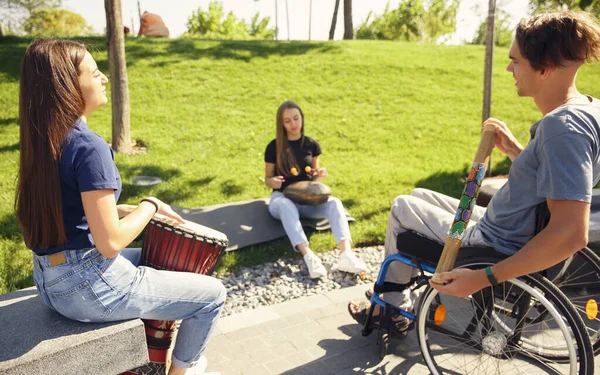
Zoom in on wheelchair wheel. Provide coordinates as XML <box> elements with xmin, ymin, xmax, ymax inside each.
<box><xmin>416</xmin><ymin>258</ymin><xmax>594</xmax><ymax>375</ymax></box>
<box><xmin>546</xmin><ymin>247</ymin><xmax>600</xmax><ymax>355</ymax></box>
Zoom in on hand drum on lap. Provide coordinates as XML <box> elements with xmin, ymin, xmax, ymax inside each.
<box><xmin>141</xmin><ymin>215</ymin><xmax>229</xmax><ymax>276</ymax></box>
<box><xmin>123</xmin><ymin>215</ymin><xmax>229</xmax><ymax>375</ymax></box>
<box><xmin>283</xmin><ymin>181</ymin><xmax>332</xmax><ymax>205</ymax></box>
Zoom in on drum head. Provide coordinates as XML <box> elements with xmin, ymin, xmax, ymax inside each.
<box><xmin>283</xmin><ymin>181</ymin><xmax>332</xmax><ymax>205</ymax></box>
<box><xmin>152</xmin><ymin>214</ymin><xmax>229</xmax><ymax>246</ymax></box>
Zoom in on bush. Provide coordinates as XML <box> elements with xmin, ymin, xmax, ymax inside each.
<box><xmin>186</xmin><ymin>1</ymin><xmax>276</xmax><ymax>40</ymax></box>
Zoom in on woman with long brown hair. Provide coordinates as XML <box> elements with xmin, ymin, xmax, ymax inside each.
<box><xmin>264</xmin><ymin>100</ymin><xmax>367</xmax><ymax>278</ymax></box>
<box><xmin>16</xmin><ymin>39</ymin><xmax>224</xmax><ymax>375</ymax></box>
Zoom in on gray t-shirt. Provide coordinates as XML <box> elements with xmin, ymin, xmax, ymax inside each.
<box><xmin>478</xmin><ymin>96</ymin><xmax>600</xmax><ymax>255</ymax></box>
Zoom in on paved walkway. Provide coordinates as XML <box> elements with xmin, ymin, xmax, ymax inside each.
<box><xmin>204</xmin><ymin>284</ymin><xmax>600</xmax><ymax>375</ymax></box>
<box><xmin>204</xmin><ymin>284</ymin><xmax>436</xmax><ymax>375</ymax></box>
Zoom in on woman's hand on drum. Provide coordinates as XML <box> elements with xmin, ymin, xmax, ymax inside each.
<box><xmin>482</xmin><ymin>118</ymin><xmax>524</xmax><ymax>161</ymax></box>
<box><xmin>145</xmin><ymin>197</ymin><xmax>186</xmax><ymax>224</ymax></box>
<box><xmin>271</xmin><ymin>176</ymin><xmax>285</xmax><ymax>189</ymax></box>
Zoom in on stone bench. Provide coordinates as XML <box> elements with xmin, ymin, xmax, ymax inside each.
<box><xmin>0</xmin><ymin>287</ymin><xmax>148</xmax><ymax>375</ymax></box>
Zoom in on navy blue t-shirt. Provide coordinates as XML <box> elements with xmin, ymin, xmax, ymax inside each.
<box><xmin>33</xmin><ymin>119</ymin><xmax>122</xmax><ymax>255</ymax></box>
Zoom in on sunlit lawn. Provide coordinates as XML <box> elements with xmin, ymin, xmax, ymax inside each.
<box><xmin>1</xmin><ymin>36</ymin><xmax>599</xmax><ymax>293</ymax></box>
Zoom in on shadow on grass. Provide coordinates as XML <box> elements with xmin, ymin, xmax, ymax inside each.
<box><xmin>220</xmin><ymin>179</ymin><xmax>244</xmax><ymax>197</ymax></box>
<box><xmin>126</xmin><ymin>38</ymin><xmax>340</xmax><ymax>65</ymax></box>
<box><xmin>191</xmin><ymin>176</ymin><xmax>216</xmax><ymax>187</ymax></box>
<box><xmin>414</xmin><ymin>156</ymin><xmax>512</xmax><ymax>199</ymax></box>
<box><xmin>0</xmin><ymin>117</ymin><xmax>18</xmax><ymax>127</ymax></box>
<box><xmin>0</xmin><ymin>37</ymin><xmax>338</xmax><ymax>81</ymax></box>
<box><xmin>0</xmin><ymin>213</ymin><xmax>34</xmax><ymax>294</ymax></box>
<box><xmin>0</xmin><ymin>37</ymin><xmax>29</xmax><ymax>80</ymax></box>
<box><xmin>415</xmin><ymin>168</ymin><xmax>468</xmax><ymax>199</ymax></box>
<box><xmin>0</xmin><ymin>142</ymin><xmax>19</xmax><ymax>153</ymax></box>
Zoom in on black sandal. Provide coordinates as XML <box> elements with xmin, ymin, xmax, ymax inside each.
<box><xmin>348</xmin><ymin>301</ymin><xmax>379</xmax><ymax>327</ymax></box>
<box><xmin>348</xmin><ymin>301</ymin><xmax>411</xmax><ymax>338</ymax></box>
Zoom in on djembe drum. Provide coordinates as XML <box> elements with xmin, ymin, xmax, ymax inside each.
<box><xmin>123</xmin><ymin>215</ymin><xmax>228</xmax><ymax>375</ymax></box>
<box><xmin>283</xmin><ymin>181</ymin><xmax>332</xmax><ymax>205</ymax></box>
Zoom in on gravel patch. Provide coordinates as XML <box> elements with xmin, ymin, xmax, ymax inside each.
<box><xmin>217</xmin><ymin>246</ymin><xmax>384</xmax><ymax>317</ymax></box>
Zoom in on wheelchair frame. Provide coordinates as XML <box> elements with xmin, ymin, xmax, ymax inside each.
<box><xmin>362</xmin><ymin>250</ymin><xmax>597</xmax><ymax>374</ymax></box>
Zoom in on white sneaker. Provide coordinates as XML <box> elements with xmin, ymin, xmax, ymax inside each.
<box><xmin>337</xmin><ymin>250</ymin><xmax>368</xmax><ymax>274</ymax></box>
<box><xmin>303</xmin><ymin>250</ymin><xmax>327</xmax><ymax>279</ymax></box>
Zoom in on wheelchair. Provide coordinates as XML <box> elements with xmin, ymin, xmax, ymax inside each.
<box><xmin>361</xmin><ymin>205</ymin><xmax>600</xmax><ymax>374</ymax></box>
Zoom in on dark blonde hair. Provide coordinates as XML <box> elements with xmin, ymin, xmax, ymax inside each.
<box><xmin>516</xmin><ymin>10</ymin><xmax>600</xmax><ymax>71</ymax></box>
<box><xmin>16</xmin><ymin>38</ymin><xmax>87</xmax><ymax>249</ymax></box>
<box><xmin>275</xmin><ymin>100</ymin><xmax>304</xmax><ymax>176</ymax></box>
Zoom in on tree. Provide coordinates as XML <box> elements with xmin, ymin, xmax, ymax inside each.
<box><xmin>421</xmin><ymin>0</ymin><xmax>460</xmax><ymax>41</ymax></box>
<box><xmin>104</xmin><ymin>0</ymin><xmax>131</xmax><ymax>154</ymax></box>
<box><xmin>343</xmin><ymin>0</ymin><xmax>353</xmax><ymax>39</ymax></box>
<box><xmin>529</xmin><ymin>0</ymin><xmax>600</xmax><ymax>14</ymax></box>
<box><xmin>249</xmin><ymin>12</ymin><xmax>276</xmax><ymax>39</ymax></box>
<box><xmin>329</xmin><ymin>0</ymin><xmax>341</xmax><ymax>40</ymax></box>
<box><xmin>471</xmin><ymin>8</ymin><xmax>513</xmax><ymax>47</ymax></box>
<box><xmin>186</xmin><ymin>1</ymin><xmax>276</xmax><ymax>40</ymax></box>
<box><xmin>0</xmin><ymin>0</ymin><xmax>60</xmax><ymax>34</ymax></box>
<box><xmin>355</xmin><ymin>0</ymin><xmax>459</xmax><ymax>42</ymax></box>
<box><xmin>23</xmin><ymin>9</ymin><xmax>93</xmax><ymax>37</ymax></box>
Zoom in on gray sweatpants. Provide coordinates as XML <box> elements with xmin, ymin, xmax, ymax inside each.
<box><xmin>382</xmin><ymin>188</ymin><xmax>490</xmax><ymax>309</ymax></box>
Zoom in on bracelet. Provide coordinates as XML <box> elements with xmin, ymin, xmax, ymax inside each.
<box><xmin>485</xmin><ymin>266</ymin><xmax>499</xmax><ymax>287</ymax></box>
<box><xmin>140</xmin><ymin>198</ymin><xmax>159</xmax><ymax>213</ymax></box>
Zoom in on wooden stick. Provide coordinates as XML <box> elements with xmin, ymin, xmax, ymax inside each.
<box><xmin>435</xmin><ymin>124</ymin><xmax>496</xmax><ymax>274</ymax></box>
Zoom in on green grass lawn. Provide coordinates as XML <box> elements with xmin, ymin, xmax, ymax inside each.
<box><xmin>1</xmin><ymin>37</ymin><xmax>599</xmax><ymax>294</ymax></box>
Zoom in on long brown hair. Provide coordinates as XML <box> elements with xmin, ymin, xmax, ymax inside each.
<box><xmin>275</xmin><ymin>100</ymin><xmax>305</xmax><ymax>176</ymax></box>
<box><xmin>516</xmin><ymin>10</ymin><xmax>600</xmax><ymax>71</ymax></box>
<box><xmin>15</xmin><ymin>39</ymin><xmax>87</xmax><ymax>249</ymax></box>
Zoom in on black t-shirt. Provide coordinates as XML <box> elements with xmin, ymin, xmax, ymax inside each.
<box><xmin>264</xmin><ymin>136</ymin><xmax>322</xmax><ymax>191</ymax></box>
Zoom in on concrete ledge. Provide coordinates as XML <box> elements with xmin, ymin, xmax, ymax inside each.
<box><xmin>0</xmin><ymin>287</ymin><xmax>148</xmax><ymax>375</ymax></box>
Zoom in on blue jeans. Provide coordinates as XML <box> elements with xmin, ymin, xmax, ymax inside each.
<box><xmin>268</xmin><ymin>191</ymin><xmax>351</xmax><ymax>249</ymax></box>
<box><xmin>32</xmin><ymin>247</ymin><xmax>226</xmax><ymax>369</ymax></box>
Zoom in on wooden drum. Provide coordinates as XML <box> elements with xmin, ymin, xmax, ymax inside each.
<box><xmin>123</xmin><ymin>215</ymin><xmax>228</xmax><ymax>375</ymax></box>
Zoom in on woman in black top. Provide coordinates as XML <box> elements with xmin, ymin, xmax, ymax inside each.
<box><xmin>264</xmin><ymin>100</ymin><xmax>367</xmax><ymax>278</ymax></box>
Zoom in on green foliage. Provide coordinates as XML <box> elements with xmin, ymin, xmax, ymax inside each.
<box><xmin>355</xmin><ymin>0</ymin><xmax>460</xmax><ymax>42</ymax></box>
<box><xmin>0</xmin><ymin>0</ymin><xmax>61</xmax><ymax>35</ymax></box>
<box><xmin>186</xmin><ymin>0</ymin><xmax>275</xmax><ymax>40</ymax></box>
<box><xmin>471</xmin><ymin>9</ymin><xmax>514</xmax><ymax>48</ymax></box>
<box><xmin>249</xmin><ymin>13</ymin><xmax>276</xmax><ymax>40</ymax></box>
<box><xmin>529</xmin><ymin>0</ymin><xmax>600</xmax><ymax>14</ymax></box>
<box><xmin>23</xmin><ymin>8</ymin><xmax>93</xmax><ymax>37</ymax></box>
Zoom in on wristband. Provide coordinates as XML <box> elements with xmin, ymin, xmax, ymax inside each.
<box><xmin>485</xmin><ymin>266</ymin><xmax>499</xmax><ymax>287</ymax></box>
<box><xmin>140</xmin><ymin>198</ymin><xmax>159</xmax><ymax>213</ymax></box>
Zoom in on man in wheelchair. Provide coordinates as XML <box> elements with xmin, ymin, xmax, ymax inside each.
<box><xmin>349</xmin><ymin>9</ymin><xmax>600</xmax><ymax>345</ymax></box>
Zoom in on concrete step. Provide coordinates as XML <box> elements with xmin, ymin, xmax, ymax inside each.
<box><xmin>0</xmin><ymin>287</ymin><xmax>148</xmax><ymax>375</ymax></box>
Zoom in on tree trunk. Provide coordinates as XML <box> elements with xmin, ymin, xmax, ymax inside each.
<box><xmin>0</xmin><ymin>22</ymin><xmax>4</xmax><ymax>38</ymax></box>
<box><xmin>343</xmin><ymin>0</ymin><xmax>353</xmax><ymax>40</ymax></box>
<box><xmin>329</xmin><ymin>0</ymin><xmax>341</xmax><ymax>40</ymax></box>
<box><xmin>104</xmin><ymin>0</ymin><xmax>131</xmax><ymax>153</ymax></box>
<box><xmin>285</xmin><ymin>0</ymin><xmax>290</xmax><ymax>40</ymax></box>
<box><xmin>482</xmin><ymin>0</ymin><xmax>495</xmax><ymax>123</ymax></box>
<box><xmin>482</xmin><ymin>0</ymin><xmax>496</xmax><ymax>175</ymax></box>
<box><xmin>308</xmin><ymin>0</ymin><xmax>312</xmax><ymax>40</ymax></box>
